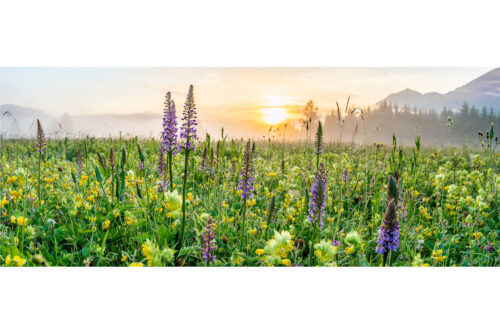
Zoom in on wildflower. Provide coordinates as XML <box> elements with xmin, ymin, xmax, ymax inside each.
<box><xmin>281</xmin><ymin>259</ymin><xmax>291</xmax><ymax>266</ymax></box>
<box><xmin>178</xmin><ymin>85</ymin><xmax>198</xmax><ymax>152</ymax></box>
<box><xmin>376</xmin><ymin>199</ymin><xmax>400</xmax><ymax>258</ymax></box>
<box><xmin>237</xmin><ymin>140</ymin><xmax>255</xmax><ymax>199</ymax></box>
<box><xmin>36</xmin><ymin>119</ymin><xmax>46</xmax><ymax>153</ymax></box>
<box><xmin>0</xmin><ymin>197</ymin><xmax>8</xmax><ymax>208</ymax></box>
<box><xmin>109</xmin><ymin>147</ymin><xmax>116</xmax><ymax>169</ymax></box>
<box><xmin>431</xmin><ymin>249</ymin><xmax>447</xmax><ymax>264</ymax></box>
<box><xmin>13</xmin><ymin>256</ymin><xmax>26</xmax><ymax>267</ymax></box>
<box><xmin>345</xmin><ymin>246</ymin><xmax>356</xmax><ymax>254</ymax></box>
<box><xmin>486</xmin><ymin>242</ymin><xmax>494</xmax><ymax>253</ymax></box>
<box><xmin>411</xmin><ymin>254</ymin><xmax>429</xmax><ymax>267</ymax></box>
<box><xmin>141</xmin><ymin>240</ymin><xmax>175</xmax><ymax>267</ymax></box>
<box><xmin>5</xmin><ymin>255</ymin><xmax>12</xmax><ymax>266</ymax></box>
<box><xmin>121</xmin><ymin>254</ymin><xmax>127</xmax><ymax>262</ymax></box>
<box><xmin>260</xmin><ymin>231</ymin><xmax>294</xmax><ymax>266</ymax></box>
<box><xmin>345</xmin><ymin>231</ymin><xmax>362</xmax><ymax>251</ymax></box>
<box><xmin>161</xmin><ymin>91</ymin><xmax>178</xmax><ymax>154</ymax></box>
<box><xmin>314</xmin><ymin>240</ymin><xmax>338</xmax><ymax>266</ymax></box>
<box><xmin>255</xmin><ymin>249</ymin><xmax>265</xmax><ymax>256</ymax></box>
<box><xmin>266</xmin><ymin>195</ymin><xmax>277</xmax><ymax>225</ymax></box>
<box><xmin>201</xmin><ymin>216</ymin><xmax>217</xmax><ymax>265</ymax></box>
<box><xmin>341</xmin><ymin>169</ymin><xmax>349</xmax><ymax>182</ymax></box>
<box><xmin>314</xmin><ymin>121</ymin><xmax>323</xmax><ymax>155</ymax></box>
<box><xmin>129</xmin><ymin>262</ymin><xmax>144</xmax><ymax>267</ymax></box>
<box><xmin>473</xmin><ymin>232</ymin><xmax>482</xmax><ymax>240</ymax></box>
<box><xmin>308</xmin><ymin>162</ymin><xmax>327</xmax><ymax>229</ymax></box>
<box><xmin>387</xmin><ymin>175</ymin><xmax>399</xmax><ymax>203</ymax></box>
<box><xmin>103</xmin><ymin>220</ymin><xmax>110</xmax><ymax>230</ymax></box>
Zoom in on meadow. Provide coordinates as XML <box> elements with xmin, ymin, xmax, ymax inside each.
<box><xmin>0</xmin><ymin>89</ymin><xmax>498</xmax><ymax>267</ymax></box>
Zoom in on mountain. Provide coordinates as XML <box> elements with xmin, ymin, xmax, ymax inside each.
<box><xmin>382</xmin><ymin>68</ymin><xmax>500</xmax><ymax>112</ymax></box>
<box><xmin>0</xmin><ymin>104</ymin><xmax>56</xmax><ymax>137</ymax></box>
<box><xmin>0</xmin><ymin>104</ymin><xmax>164</xmax><ymax>138</ymax></box>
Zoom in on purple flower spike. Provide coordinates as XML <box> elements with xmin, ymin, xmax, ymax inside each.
<box><xmin>178</xmin><ymin>85</ymin><xmax>198</xmax><ymax>152</ymax></box>
<box><xmin>342</xmin><ymin>169</ymin><xmax>349</xmax><ymax>182</ymax></box>
<box><xmin>237</xmin><ymin>140</ymin><xmax>255</xmax><ymax>199</ymax></box>
<box><xmin>161</xmin><ymin>91</ymin><xmax>178</xmax><ymax>155</ymax></box>
<box><xmin>308</xmin><ymin>162</ymin><xmax>327</xmax><ymax>229</ymax></box>
<box><xmin>201</xmin><ymin>216</ymin><xmax>217</xmax><ymax>265</ymax></box>
<box><xmin>376</xmin><ymin>199</ymin><xmax>400</xmax><ymax>255</ymax></box>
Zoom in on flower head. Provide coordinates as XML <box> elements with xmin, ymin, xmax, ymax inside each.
<box><xmin>237</xmin><ymin>140</ymin><xmax>255</xmax><ymax>199</ymax></box>
<box><xmin>314</xmin><ymin>121</ymin><xmax>323</xmax><ymax>154</ymax></box>
<box><xmin>109</xmin><ymin>147</ymin><xmax>116</xmax><ymax>169</ymax></box>
<box><xmin>341</xmin><ymin>169</ymin><xmax>349</xmax><ymax>182</ymax></box>
<box><xmin>161</xmin><ymin>91</ymin><xmax>178</xmax><ymax>154</ymax></box>
<box><xmin>376</xmin><ymin>199</ymin><xmax>400</xmax><ymax>255</ymax></box>
<box><xmin>308</xmin><ymin>162</ymin><xmax>327</xmax><ymax>229</ymax></box>
<box><xmin>178</xmin><ymin>85</ymin><xmax>198</xmax><ymax>152</ymax></box>
<box><xmin>266</xmin><ymin>195</ymin><xmax>277</xmax><ymax>225</ymax></box>
<box><xmin>36</xmin><ymin>119</ymin><xmax>46</xmax><ymax>153</ymax></box>
<box><xmin>201</xmin><ymin>215</ymin><xmax>217</xmax><ymax>265</ymax></box>
<box><xmin>387</xmin><ymin>175</ymin><xmax>399</xmax><ymax>203</ymax></box>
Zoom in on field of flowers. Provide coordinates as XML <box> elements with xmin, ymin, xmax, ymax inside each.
<box><xmin>1</xmin><ymin>87</ymin><xmax>498</xmax><ymax>267</ymax></box>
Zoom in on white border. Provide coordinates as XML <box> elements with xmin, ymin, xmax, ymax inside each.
<box><xmin>1</xmin><ymin>1</ymin><xmax>499</xmax><ymax>332</ymax></box>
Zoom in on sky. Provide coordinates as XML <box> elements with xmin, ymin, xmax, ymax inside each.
<box><xmin>0</xmin><ymin>67</ymin><xmax>493</xmax><ymax>137</ymax></box>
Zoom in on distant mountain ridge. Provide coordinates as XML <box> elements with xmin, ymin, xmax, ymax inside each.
<box><xmin>382</xmin><ymin>68</ymin><xmax>500</xmax><ymax>111</ymax></box>
<box><xmin>0</xmin><ymin>104</ymin><xmax>162</xmax><ymax>138</ymax></box>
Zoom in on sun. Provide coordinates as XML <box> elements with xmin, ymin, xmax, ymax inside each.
<box><xmin>261</xmin><ymin>107</ymin><xmax>289</xmax><ymax>125</ymax></box>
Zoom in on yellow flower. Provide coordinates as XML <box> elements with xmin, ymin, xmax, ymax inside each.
<box><xmin>345</xmin><ymin>246</ymin><xmax>355</xmax><ymax>254</ymax></box>
<box><xmin>473</xmin><ymin>232</ymin><xmax>482</xmax><ymax>240</ymax></box>
<box><xmin>121</xmin><ymin>254</ymin><xmax>127</xmax><ymax>262</ymax></box>
<box><xmin>186</xmin><ymin>192</ymin><xmax>194</xmax><ymax>202</ymax></box>
<box><xmin>255</xmin><ymin>249</ymin><xmax>265</xmax><ymax>256</ymax></box>
<box><xmin>16</xmin><ymin>216</ymin><xmax>28</xmax><ymax>226</ymax></box>
<box><xmin>13</xmin><ymin>256</ymin><xmax>26</xmax><ymax>267</ymax></box>
<box><xmin>248</xmin><ymin>228</ymin><xmax>257</xmax><ymax>236</ymax></box>
<box><xmin>7</xmin><ymin>175</ymin><xmax>17</xmax><ymax>184</ymax></box>
<box><xmin>268</xmin><ymin>172</ymin><xmax>277</xmax><ymax>178</ymax></box>
<box><xmin>222</xmin><ymin>201</ymin><xmax>229</xmax><ymax>209</ymax></box>
<box><xmin>0</xmin><ymin>197</ymin><xmax>9</xmax><ymax>208</ymax></box>
<box><xmin>281</xmin><ymin>259</ymin><xmax>291</xmax><ymax>266</ymax></box>
<box><xmin>103</xmin><ymin>220</ymin><xmax>110</xmax><ymax>230</ymax></box>
<box><xmin>129</xmin><ymin>262</ymin><xmax>144</xmax><ymax>267</ymax></box>
<box><xmin>5</xmin><ymin>255</ymin><xmax>12</xmax><ymax>266</ymax></box>
<box><xmin>431</xmin><ymin>249</ymin><xmax>447</xmax><ymax>263</ymax></box>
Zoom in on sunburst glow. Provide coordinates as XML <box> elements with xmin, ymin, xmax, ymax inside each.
<box><xmin>261</xmin><ymin>107</ymin><xmax>289</xmax><ymax>125</ymax></box>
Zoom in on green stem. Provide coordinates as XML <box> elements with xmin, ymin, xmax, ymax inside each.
<box><xmin>239</xmin><ymin>199</ymin><xmax>247</xmax><ymax>252</ymax></box>
<box><xmin>168</xmin><ymin>151</ymin><xmax>173</xmax><ymax>192</ymax></box>
<box><xmin>38</xmin><ymin>151</ymin><xmax>42</xmax><ymax>205</ymax></box>
<box><xmin>178</xmin><ymin>148</ymin><xmax>190</xmax><ymax>253</ymax></box>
